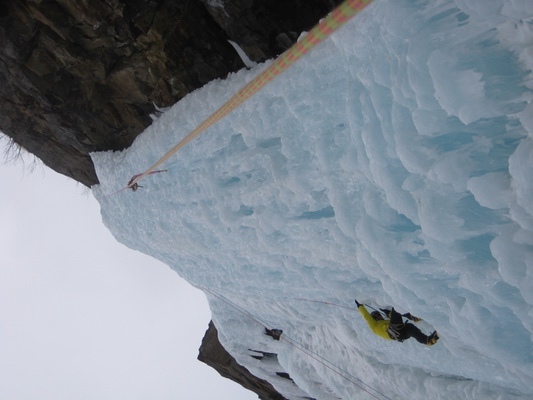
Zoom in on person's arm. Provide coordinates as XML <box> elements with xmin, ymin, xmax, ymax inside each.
<box><xmin>402</xmin><ymin>312</ymin><xmax>421</xmax><ymax>322</ymax></box>
<box><xmin>381</xmin><ymin>307</ymin><xmax>421</xmax><ymax>322</ymax></box>
<box><xmin>358</xmin><ymin>304</ymin><xmax>379</xmax><ymax>329</ymax></box>
<box><xmin>355</xmin><ymin>302</ymin><xmax>393</xmax><ymax>340</ymax></box>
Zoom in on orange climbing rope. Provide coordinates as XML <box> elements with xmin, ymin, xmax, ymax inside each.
<box><xmin>127</xmin><ymin>0</ymin><xmax>373</xmax><ymax>189</ymax></box>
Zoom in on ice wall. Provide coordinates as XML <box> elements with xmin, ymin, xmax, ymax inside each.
<box><xmin>92</xmin><ymin>0</ymin><xmax>533</xmax><ymax>399</ymax></box>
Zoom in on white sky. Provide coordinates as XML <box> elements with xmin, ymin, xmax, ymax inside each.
<box><xmin>0</xmin><ymin>145</ymin><xmax>258</xmax><ymax>400</ymax></box>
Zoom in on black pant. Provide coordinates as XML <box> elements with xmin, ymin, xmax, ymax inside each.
<box><xmin>389</xmin><ymin>308</ymin><xmax>428</xmax><ymax>344</ymax></box>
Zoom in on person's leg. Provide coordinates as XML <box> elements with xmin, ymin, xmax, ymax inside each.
<box><xmin>401</xmin><ymin>323</ymin><xmax>429</xmax><ymax>344</ymax></box>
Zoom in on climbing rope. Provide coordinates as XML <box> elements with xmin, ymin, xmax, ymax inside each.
<box><xmin>127</xmin><ymin>0</ymin><xmax>374</xmax><ymax>189</ymax></box>
<box><xmin>202</xmin><ymin>287</ymin><xmax>392</xmax><ymax>400</ymax></box>
<box><xmin>295</xmin><ymin>298</ymin><xmax>423</xmax><ymax>322</ymax></box>
<box><xmin>293</xmin><ymin>297</ymin><xmax>359</xmax><ymax>311</ymax></box>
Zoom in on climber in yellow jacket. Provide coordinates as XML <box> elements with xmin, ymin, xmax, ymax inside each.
<box><xmin>355</xmin><ymin>300</ymin><xmax>439</xmax><ymax>346</ymax></box>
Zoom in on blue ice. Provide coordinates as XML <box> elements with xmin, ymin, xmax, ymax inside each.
<box><xmin>92</xmin><ymin>0</ymin><xmax>533</xmax><ymax>398</ymax></box>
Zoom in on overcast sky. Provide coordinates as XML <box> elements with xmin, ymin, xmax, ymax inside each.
<box><xmin>0</xmin><ymin>142</ymin><xmax>257</xmax><ymax>400</ymax></box>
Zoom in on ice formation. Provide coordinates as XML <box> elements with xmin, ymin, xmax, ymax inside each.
<box><xmin>92</xmin><ymin>1</ymin><xmax>533</xmax><ymax>398</ymax></box>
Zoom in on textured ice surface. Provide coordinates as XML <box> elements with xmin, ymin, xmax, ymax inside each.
<box><xmin>92</xmin><ymin>1</ymin><xmax>533</xmax><ymax>399</ymax></box>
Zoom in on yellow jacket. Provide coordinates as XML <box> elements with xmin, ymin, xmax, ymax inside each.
<box><xmin>358</xmin><ymin>305</ymin><xmax>392</xmax><ymax>340</ymax></box>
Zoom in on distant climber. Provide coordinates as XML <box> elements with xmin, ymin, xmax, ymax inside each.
<box><xmin>265</xmin><ymin>328</ymin><xmax>283</xmax><ymax>341</ymax></box>
<box><xmin>354</xmin><ymin>300</ymin><xmax>439</xmax><ymax>346</ymax></box>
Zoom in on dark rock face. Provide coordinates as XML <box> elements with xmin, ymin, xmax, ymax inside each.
<box><xmin>198</xmin><ymin>321</ymin><xmax>287</xmax><ymax>400</ymax></box>
<box><xmin>1</xmin><ymin>0</ymin><xmax>240</xmax><ymax>186</ymax></box>
<box><xmin>0</xmin><ymin>0</ymin><xmax>342</xmax><ymax>186</ymax></box>
<box><xmin>1</xmin><ymin>0</ymin><xmax>342</xmax><ymax>397</ymax></box>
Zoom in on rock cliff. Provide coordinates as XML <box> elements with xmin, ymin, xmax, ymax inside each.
<box><xmin>199</xmin><ymin>322</ymin><xmax>288</xmax><ymax>400</ymax></box>
<box><xmin>0</xmin><ymin>1</ymin><xmax>342</xmax><ymax>398</ymax></box>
